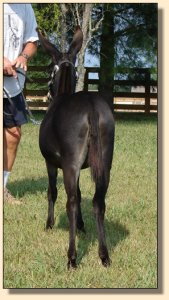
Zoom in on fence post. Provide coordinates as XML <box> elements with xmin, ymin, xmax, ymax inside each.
<box><xmin>83</xmin><ymin>68</ymin><xmax>88</xmax><ymax>91</ymax></box>
<box><xmin>145</xmin><ymin>69</ymin><xmax>151</xmax><ymax>113</ymax></box>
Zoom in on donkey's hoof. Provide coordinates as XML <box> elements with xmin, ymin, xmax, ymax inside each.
<box><xmin>46</xmin><ymin>219</ymin><xmax>54</xmax><ymax>230</ymax></box>
<box><xmin>67</xmin><ymin>259</ymin><xmax>77</xmax><ymax>270</ymax></box>
<box><xmin>77</xmin><ymin>220</ymin><xmax>86</xmax><ymax>233</ymax></box>
<box><xmin>101</xmin><ymin>257</ymin><xmax>111</xmax><ymax>267</ymax></box>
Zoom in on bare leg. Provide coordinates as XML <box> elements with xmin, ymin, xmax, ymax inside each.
<box><xmin>3</xmin><ymin>127</ymin><xmax>21</xmax><ymax>171</ymax></box>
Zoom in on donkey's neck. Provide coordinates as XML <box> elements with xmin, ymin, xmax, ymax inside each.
<box><xmin>56</xmin><ymin>69</ymin><xmax>75</xmax><ymax>96</ymax></box>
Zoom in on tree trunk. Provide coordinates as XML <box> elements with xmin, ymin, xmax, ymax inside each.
<box><xmin>75</xmin><ymin>4</ymin><xmax>93</xmax><ymax>92</ymax></box>
<box><xmin>99</xmin><ymin>5</ymin><xmax>115</xmax><ymax>107</ymax></box>
<box><xmin>60</xmin><ymin>4</ymin><xmax>68</xmax><ymax>52</ymax></box>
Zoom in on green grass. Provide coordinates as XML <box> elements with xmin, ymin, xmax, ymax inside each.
<box><xmin>3</xmin><ymin>112</ymin><xmax>157</xmax><ymax>289</ymax></box>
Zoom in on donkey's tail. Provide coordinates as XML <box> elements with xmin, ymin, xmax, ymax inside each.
<box><xmin>88</xmin><ymin>109</ymin><xmax>104</xmax><ymax>186</ymax></box>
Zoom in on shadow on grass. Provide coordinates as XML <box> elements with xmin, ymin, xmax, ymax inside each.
<box><xmin>7</xmin><ymin>177</ymin><xmax>129</xmax><ymax>266</ymax></box>
<box><xmin>8</xmin><ymin>176</ymin><xmax>63</xmax><ymax>198</ymax></box>
<box><xmin>57</xmin><ymin>198</ymin><xmax>129</xmax><ymax>265</ymax></box>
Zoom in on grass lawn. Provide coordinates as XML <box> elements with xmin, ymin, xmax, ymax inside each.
<box><xmin>3</xmin><ymin>112</ymin><xmax>157</xmax><ymax>289</ymax></box>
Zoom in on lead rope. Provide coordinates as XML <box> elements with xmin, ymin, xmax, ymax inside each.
<box><xmin>16</xmin><ymin>74</ymin><xmax>42</xmax><ymax>125</ymax></box>
<box><xmin>21</xmin><ymin>92</ymin><xmax>42</xmax><ymax>125</ymax></box>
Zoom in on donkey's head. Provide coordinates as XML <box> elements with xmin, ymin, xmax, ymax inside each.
<box><xmin>37</xmin><ymin>26</ymin><xmax>83</xmax><ymax>97</ymax></box>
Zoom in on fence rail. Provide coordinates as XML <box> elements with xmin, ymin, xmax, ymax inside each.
<box><xmin>24</xmin><ymin>66</ymin><xmax>157</xmax><ymax>113</ymax></box>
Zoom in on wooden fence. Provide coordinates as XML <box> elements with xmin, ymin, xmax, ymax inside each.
<box><xmin>24</xmin><ymin>66</ymin><xmax>157</xmax><ymax>113</ymax></box>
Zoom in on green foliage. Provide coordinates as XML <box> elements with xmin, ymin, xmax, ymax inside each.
<box><xmin>98</xmin><ymin>3</ymin><xmax>157</xmax><ymax>91</ymax></box>
<box><xmin>88</xmin><ymin>3</ymin><xmax>157</xmax><ymax>69</ymax></box>
<box><xmin>4</xmin><ymin>113</ymin><xmax>157</xmax><ymax>288</ymax></box>
<box><xmin>32</xmin><ymin>3</ymin><xmax>61</xmax><ymax>35</ymax></box>
<box><xmin>115</xmin><ymin>4</ymin><xmax>157</xmax><ymax>69</ymax></box>
<box><xmin>29</xmin><ymin>4</ymin><xmax>157</xmax><ymax>91</ymax></box>
<box><xmin>28</xmin><ymin>4</ymin><xmax>63</xmax><ymax>88</ymax></box>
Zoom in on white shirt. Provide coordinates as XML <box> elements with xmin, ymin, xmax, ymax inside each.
<box><xmin>3</xmin><ymin>4</ymin><xmax>39</xmax><ymax>97</ymax></box>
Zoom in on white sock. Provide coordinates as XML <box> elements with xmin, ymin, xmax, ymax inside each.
<box><xmin>3</xmin><ymin>171</ymin><xmax>11</xmax><ymax>188</ymax></box>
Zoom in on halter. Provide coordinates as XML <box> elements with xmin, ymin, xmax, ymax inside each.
<box><xmin>48</xmin><ymin>60</ymin><xmax>77</xmax><ymax>100</ymax></box>
<box><xmin>50</xmin><ymin>60</ymin><xmax>75</xmax><ymax>80</ymax></box>
<box><xmin>59</xmin><ymin>60</ymin><xmax>75</xmax><ymax>68</ymax></box>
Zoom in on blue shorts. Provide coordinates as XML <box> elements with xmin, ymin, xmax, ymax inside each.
<box><xmin>3</xmin><ymin>93</ymin><xmax>28</xmax><ymax>128</ymax></box>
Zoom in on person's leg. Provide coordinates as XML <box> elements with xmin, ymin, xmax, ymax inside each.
<box><xmin>3</xmin><ymin>126</ymin><xmax>22</xmax><ymax>203</ymax></box>
<box><xmin>3</xmin><ymin>126</ymin><xmax>21</xmax><ymax>174</ymax></box>
<box><xmin>3</xmin><ymin>93</ymin><xmax>27</xmax><ymax>203</ymax></box>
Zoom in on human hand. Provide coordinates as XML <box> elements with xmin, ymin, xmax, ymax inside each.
<box><xmin>11</xmin><ymin>55</ymin><xmax>28</xmax><ymax>72</ymax></box>
<box><xmin>3</xmin><ymin>57</ymin><xmax>17</xmax><ymax>78</ymax></box>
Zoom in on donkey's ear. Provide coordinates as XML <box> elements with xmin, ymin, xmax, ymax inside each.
<box><xmin>36</xmin><ymin>28</ymin><xmax>61</xmax><ymax>62</ymax></box>
<box><xmin>68</xmin><ymin>26</ymin><xmax>83</xmax><ymax>58</ymax></box>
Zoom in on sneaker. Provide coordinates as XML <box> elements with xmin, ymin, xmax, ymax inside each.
<box><xmin>4</xmin><ymin>188</ymin><xmax>22</xmax><ymax>205</ymax></box>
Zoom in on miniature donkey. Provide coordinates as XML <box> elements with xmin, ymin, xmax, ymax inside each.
<box><xmin>37</xmin><ymin>26</ymin><xmax>115</xmax><ymax>268</ymax></box>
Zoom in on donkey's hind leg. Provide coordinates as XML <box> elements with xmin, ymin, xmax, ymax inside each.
<box><xmin>63</xmin><ymin>165</ymin><xmax>80</xmax><ymax>269</ymax></box>
<box><xmin>46</xmin><ymin>161</ymin><xmax>58</xmax><ymax>229</ymax></box>
<box><xmin>93</xmin><ymin>175</ymin><xmax>111</xmax><ymax>267</ymax></box>
<box><xmin>77</xmin><ymin>178</ymin><xmax>85</xmax><ymax>233</ymax></box>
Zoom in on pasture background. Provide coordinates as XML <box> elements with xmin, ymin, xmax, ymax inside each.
<box><xmin>3</xmin><ymin>112</ymin><xmax>157</xmax><ymax>289</ymax></box>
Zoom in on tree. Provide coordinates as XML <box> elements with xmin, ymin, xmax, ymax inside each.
<box><xmin>72</xmin><ymin>3</ymin><xmax>94</xmax><ymax>92</ymax></box>
<box><xmin>57</xmin><ymin>3</ymin><xmax>104</xmax><ymax>91</ymax></box>
<box><xmin>97</xmin><ymin>3</ymin><xmax>157</xmax><ymax>96</ymax></box>
<box><xmin>32</xmin><ymin>3</ymin><xmax>104</xmax><ymax>91</ymax></box>
<box><xmin>32</xmin><ymin>3</ymin><xmax>61</xmax><ymax>38</ymax></box>
<box><xmin>99</xmin><ymin>5</ymin><xmax>115</xmax><ymax>100</ymax></box>
<box><xmin>31</xmin><ymin>3</ymin><xmax>157</xmax><ymax>93</ymax></box>
<box><xmin>114</xmin><ymin>3</ymin><xmax>157</xmax><ymax>70</ymax></box>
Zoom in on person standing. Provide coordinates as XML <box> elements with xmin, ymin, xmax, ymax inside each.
<box><xmin>3</xmin><ymin>4</ymin><xmax>39</xmax><ymax>203</ymax></box>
